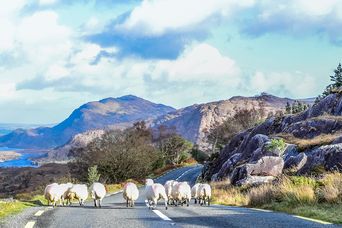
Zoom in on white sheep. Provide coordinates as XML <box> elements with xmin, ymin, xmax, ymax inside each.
<box><xmin>145</xmin><ymin>179</ymin><xmax>168</xmax><ymax>210</ymax></box>
<box><xmin>172</xmin><ymin>182</ymin><xmax>191</xmax><ymax>207</ymax></box>
<box><xmin>164</xmin><ymin>180</ymin><xmax>178</xmax><ymax>205</ymax></box>
<box><xmin>90</xmin><ymin>182</ymin><xmax>106</xmax><ymax>208</ymax></box>
<box><xmin>44</xmin><ymin>183</ymin><xmax>61</xmax><ymax>207</ymax></box>
<box><xmin>123</xmin><ymin>182</ymin><xmax>139</xmax><ymax>207</ymax></box>
<box><xmin>191</xmin><ymin>183</ymin><xmax>201</xmax><ymax>204</ymax></box>
<box><xmin>198</xmin><ymin>183</ymin><xmax>211</xmax><ymax>206</ymax></box>
<box><xmin>65</xmin><ymin>184</ymin><xmax>88</xmax><ymax>206</ymax></box>
<box><xmin>58</xmin><ymin>183</ymin><xmax>73</xmax><ymax>206</ymax></box>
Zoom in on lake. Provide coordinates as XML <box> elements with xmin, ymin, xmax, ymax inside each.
<box><xmin>0</xmin><ymin>147</ymin><xmax>43</xmax><ymax>168</ymax></box>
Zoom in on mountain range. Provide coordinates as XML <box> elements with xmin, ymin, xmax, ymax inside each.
<box><xmin>0</xmin><ymin>95</ymin><xmax>174</xmax><ymax>149</ymax></box>
<box><xmin>0</xmin><ymin>93</ymin><xmax>314</xmax><ymax>152</ymax></box>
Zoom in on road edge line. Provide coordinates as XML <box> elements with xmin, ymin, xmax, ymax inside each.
<box><xmin>293</xmin><ymin>215</ymin><xmax>332</xmax><ymax>225</ymax></box>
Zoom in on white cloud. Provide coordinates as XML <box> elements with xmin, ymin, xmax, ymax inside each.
<box><xmin>247</xmin><ymin>71</ymin><xmax>318</xmax><ymax>98</ymax></box>
<box><xmin>39</xmin><ymin>0</ymin><xmax>58</xmax><ymax>5</ymax></box>
<box><xmin>117</xmin><ymin>0</ymin><xmax>255</xmax><ymax>36</ymax></box>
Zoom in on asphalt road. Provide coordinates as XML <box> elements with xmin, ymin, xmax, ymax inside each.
<box><xmin>3</xmin><ymin>165</ymin><xmax>340</xmax><ymax>228</ymax></box>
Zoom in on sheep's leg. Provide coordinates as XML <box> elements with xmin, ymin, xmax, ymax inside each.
<box><xmin>126</xmin><ymin>199</ymin><xmax>129</xmax><ymax>207</ymax></box>
<box><xmin>208</xmin><ymin>197</ymin><xmax>210</xmax><ymax>206</ymax></box>
<box><xmin>94</xmin><ymin>199</ymin><xmax>97</xmax><ymax>207</ymax></box>
<box><xmin>187</xmin><ymin>199</ymin><xmax>189</xmax><ymax>207</ymax></box>
<box><xmin>132</xmin><ymin>200</ymin><xmax>135</xmax><ymax>207</ymax></box>
<box><xmin>194</xmin><ymin>198</ymin><xmax>197</xmax><ymax>204</ymax></box>
<box><xmin>153</xmin><ymin>198</ymin><xmax>157</xmax><ymax>210</ymax></box>
<box><xmin>99</xmin><ymin>199</ymin><xmax>102</xmax><ymax>208</ymax></box>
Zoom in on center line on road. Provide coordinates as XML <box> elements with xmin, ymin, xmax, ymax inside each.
<box><xmin>24</xmin><ymin>221</ymin><xmax>35</xmax><ymax>228</ymax></box>
<box><xmin>34</xmin><ymin>210</ymin><xmax>45</xmax><ymax>216</ymax></box>
<box><xmin>153</xmin><ymin>210</ymin><xmax>172</xmax><ymax>221</ymax></box>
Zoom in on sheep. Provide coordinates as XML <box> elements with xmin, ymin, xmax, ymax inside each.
<box><xmin>123</xmin><ymin>182</ymin><xmax>139</xmax><ymax>207</ymax></box>
<box><xmin>44</xmin><ymin>183</ymin><xmax>61</xmax><ymax>207</ymax></box>
<box><xmin>58</xmin><ymin>183</ymin><xmax>73</xmax><ymax>206</ymax></box>
<box><xmin>198</xmin><ymin>183</ymin><xmax>211</xmax><ymax>206</ymax></box>
<box><xmin>172</xmin><ymin>182</ymin><xmax>191</xmax><ymax>207</ymax></box>
<box><xmin>191</xmin><ymin>183</ymin><xmax>201</xmax><ymax>204</ymax></box>
<box><xmin>164</xmin><ymin>180</ymin><xmax>178</xmax><ymax>205</ymax></box>
<box><xmin>65</xmin><ymin>184</ymin><xmax>88</xmax><ymax>206</ymax></box>
<box><xmin>90</xmin><ymin>182</ymin><xmax>106</xmax><ymax>208</ymax></box>
<box><xmin>145</xmin><ymin>179</ymin><xmax>168</xmax><ymax>210</ymax></box>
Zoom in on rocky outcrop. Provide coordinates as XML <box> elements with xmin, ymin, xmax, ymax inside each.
<box><xmin>153</xmin><ymin>93</ymin><xmax>314</xmax><ymax>151</ymax></box>
<box><xmin>42</xmin><ymin>130</ymin><xmax>105</xmax><ymax>161</ymax></box>
<box><xmin>202</xmin><ymin>93</ymin><xmax>342</xmax><ymax>185</ymax></box>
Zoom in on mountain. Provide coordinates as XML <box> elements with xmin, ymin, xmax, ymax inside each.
<box><xmin>152</xmin><ymin>93</ymin><xmax>314</xmax><ymax>150</ymax></box>
<box><xmin>0</xmin><ymin>123</ymin><xmax>53</xmax><ymax>136</ymax></box>
<box><xmin>0</xmin><ymin>95</ymin><xmax>175</xmax><ymax>149</ymax></box>
<box><xmin>201</xmin><ymin>91</ymin><xmax>342</xmax><ymax>185</ymax></box>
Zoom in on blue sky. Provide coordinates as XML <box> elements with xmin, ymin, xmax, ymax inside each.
<box><xmin>0</xmin><ymin>0</ymin><xmax>341</xmax><ymax>124</ymax></box>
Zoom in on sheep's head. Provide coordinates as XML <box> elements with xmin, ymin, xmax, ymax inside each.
<box><xmin>145</xmin><ymin>179</ymin><xmax>154</xmax><ymax>186</ymax></box>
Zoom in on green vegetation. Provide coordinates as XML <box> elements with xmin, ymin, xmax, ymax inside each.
<box><xmin>212</xmin><ymin>172</ymin><xmax>342</xmax><ymax>224</ymax></box>
<box><xmin>285</xmin><ymin>101</ymin><xmax>309</xmax><ymax>114</ymax></box>
<box><xmin>87</xmin><ymin>165</ymin><xmax>101</xmax><ymax>184</ymax></box>
<box><xmin>316</xmin><ymin>62</ymin><xmax>342</xmax><ymax>103</ymax></box>
<box><xmin>266</xmin><ymin>138</ymin><xmax>286</xmax><ymax>153</ymax></box>
<box><xmin>0</xmin><ymin>195</ymin><xmax>45</xmax><ymax>220</ymax></box>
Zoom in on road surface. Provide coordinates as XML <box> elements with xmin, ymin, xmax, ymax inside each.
<box><xmin>2</xmin><ymin>165</ymin><xmax>339</xmax><ymax>228</ymax></box>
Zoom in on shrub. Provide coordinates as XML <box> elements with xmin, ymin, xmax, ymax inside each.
<box><xmin>266</xmin><ymin>138</ymin><xmax>286</xmax><ymax>153</ymax></box>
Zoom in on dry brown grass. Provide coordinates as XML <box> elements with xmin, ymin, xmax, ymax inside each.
<box><xmin>247</xmin><ymin>184</ymin><xmax>276</xmax><ymax>206</ymax></box>
<box><xmin>278</xmin><ymin>177</ymin><xmax>317</xmax><ymax>205</ymax></box>
<box><xmin>320</xmin><ymin>172</ymin><xmax>342</xmax><ymax>203</ymax></box>
<box><xmin>277</xmin><ymin>132</ymin><xmax>341</xmax><ymax>151</ymax></box>
<box><xmin>211</xmin><ymin>180</ymin><xmax>249</xmax><ymax>206</ymax></box>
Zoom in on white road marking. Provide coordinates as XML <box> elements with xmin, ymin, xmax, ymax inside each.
<box><xmin>153</xmin><ymin>210</ymin><xmax>172</xmax><ymax>221</ymax></box>
<box><xmin>34</xmin><ymin>210</ymin><xmax>45</xmax><ymax>216</ymax></box>
<box><xmin>106</xmin><ymin>190</ymin><xmax>123</xmax><ymax>197</ymax></box>
<box><xmin>24</xmin><ymin>221</ymin><xmax>35</xmax><ymax>228</ymax></box>
<box><xmin>175</xmin><ymin>167</ymin><xmax>198</xmax><ymax>181</ymax></box>
<box><xmin>293</xmin><ymin>215</ymin><xmax>332</xmax><ymax>225</ymax></box>
<box><xmin>250</xmin><ymin>208</ymin><xmax>272</xmax><ymax>213</ymax></box>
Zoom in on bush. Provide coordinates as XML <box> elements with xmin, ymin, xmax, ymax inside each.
<box><xmin>191</xmin><ymin>148</ymin><xmax>209</xmax><ymax>163</ymax></box>
<box><xmin>266</xmin><ymin>138</ymin><xmax>286</xmax><ymax>153</ymax></box>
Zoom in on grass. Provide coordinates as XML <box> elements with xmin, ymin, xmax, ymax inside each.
<box><xmin>277</xmin><ymin>132</ymin><xmax>341</xmax><ymax>151</ymax></box>
<box><xmin>0</xmin><ymin>195</ymin><xmax>45</xmax><ymax>220</ymax></box>
<box><xmin>212</xmin><ymin>173</ymin><xmax>342</xmax><ymax>224</ymax></box>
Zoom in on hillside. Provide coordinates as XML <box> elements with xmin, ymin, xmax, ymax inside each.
<box><xmin>0</xmin><ymin>95</ymin><xmax>175</xmax><ymax>149</ymax></box>
<box><xmin>201</xmin><ymin>92</ymin><xmax>342</xmax><ymax>185</ymax></box>
<box><xmin>152</xmin><ymin>93</ymin><xmax>314</xmax><ymax>151</ymax></box>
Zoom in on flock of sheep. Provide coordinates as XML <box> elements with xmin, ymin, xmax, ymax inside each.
<box><xmin>44</xmin><ymin>179</ymin><xmax>211</xmax><ymax>210</ymax></box>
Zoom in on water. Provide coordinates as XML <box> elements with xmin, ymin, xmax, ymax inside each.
<box><xmin>0</xmin><ymin>147</ymin><xmax>42</xmax><ymax>168</ymax></box>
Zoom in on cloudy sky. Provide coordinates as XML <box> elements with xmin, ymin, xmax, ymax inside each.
<box><xmin>0</xmin><ymin>0</ymin><xmax>341</xmax><ymax>124</ymax></box>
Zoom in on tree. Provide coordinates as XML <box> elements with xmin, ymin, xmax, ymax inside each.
<box><xmin>74</xmin><ymin>122</ymin><xmax>160</xmax><ymax>183</ymax></box>
<box><xmin>285</xmin><ymin>102</ymin><xmax>291</xmax><ymax>114</ymax></box>
<box><xmin>330</xmin><ymin>63</ymin><xmax>342</xmax><ymax>88</ymax></box>
<box><xmin>316</xmin><ymin>63</ymin><xmax>342</xmax><ymax>103</ymax></box>
<box><xmin>158</xmin><ymin>134</ymin><xmax>193</xmax><ymax>165</ymax></box>
<box><xmin>87</xmin><ymin>165</ymin><xmax>100</xmax><ymax>184</ymax></box>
